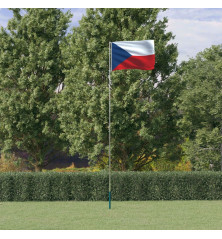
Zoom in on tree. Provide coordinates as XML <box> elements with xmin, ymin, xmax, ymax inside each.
<box><xmin>58</xmin><ymin>8</ymin><xmax>179</xmax><ymax>171</ymax></box>
<box><xmin>0</xmin><ymin>8</ymin><xmax>72</xmax><ymax>171</ymax></box>
<box><xmin>175</xmin><ymin>45</ymin><xmax>222</xmax><ymax>171</ymax></box>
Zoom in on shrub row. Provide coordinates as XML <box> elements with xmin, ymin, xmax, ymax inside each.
<box><xmin>0</xmin><ymin>171</ymin><xmax>222</xmax><ymax>201</ymax></box>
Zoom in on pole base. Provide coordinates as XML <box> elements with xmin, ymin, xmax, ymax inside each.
<box><xmin>109</xmin><ymin>191</ymin><xmax>111</xmax><ymax>209</ymax></box>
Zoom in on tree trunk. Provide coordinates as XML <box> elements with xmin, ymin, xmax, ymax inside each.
<box><xmin>34</xmin><ymin>165</ymin><xmax>43</xmax><ymax>172</ymax></box>
<box><xmin>121</xmin><ymin>161</ymin><xmax>126</xmax><ymax>171</ymax></box>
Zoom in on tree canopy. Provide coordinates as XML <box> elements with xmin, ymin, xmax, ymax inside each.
<box><xmin>0</xmin><ymin>8</ymin><xmax>72</xmax><ymax>171</ymax></box>
<box><xmin>58</xmin><ymin>8</ymin><xmax>179</xmax><ymax>170</ymax></box>
<box><xmin>175</xmin><ymin>45</ymin><xmax>222</xmax><ymax>171</ymax></box>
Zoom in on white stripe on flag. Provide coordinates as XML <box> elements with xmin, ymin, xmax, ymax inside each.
<box><xmin>113</xmin><ymin>40</ymin><xmax>155</xmax><ymax>56</ymax></box>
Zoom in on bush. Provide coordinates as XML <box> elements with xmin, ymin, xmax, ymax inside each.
<box><xmin>42</xmin><ymin>163</ymin><xmax>100</xmax><ymax>173</ymax></box>
<box><xmin>148</xmin><ymin>158</ymin><xmax>192</xmax><ymax>172</ymax></box>
<box><xmin>0</xmin><ymin>171</ymin><xmax>222</xmax><ymax>201</ymax></box>
<box><xmin>0</xmin><ymin>153</ymin><xmax>28</xmax><ymax>172</ymax></box>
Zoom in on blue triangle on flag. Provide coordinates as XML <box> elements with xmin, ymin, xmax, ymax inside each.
<box><xmin>112</xmin><ymin>43</ymin><xmax>131</xmax><ymax>71</ymax></box>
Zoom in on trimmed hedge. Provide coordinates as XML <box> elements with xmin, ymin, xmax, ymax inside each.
<box><xmin>0</xmin><ymin>171</ymin><xmax>222</xmax><ymax>201</ymax></box>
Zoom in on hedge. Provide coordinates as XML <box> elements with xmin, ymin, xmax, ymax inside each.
<box><xmin>0</xmin><ymin>171</ymin><xmax>222</xmax><ymax>201</ymax></box>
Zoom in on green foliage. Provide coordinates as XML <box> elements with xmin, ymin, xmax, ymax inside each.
<box><xmin>42</xmin><ymin>162</ymin><xmax>100</xmax><ymax>172</ymax></box>
<box><xmin>175</xmin><ymin>45</ymin><xmax>222</xmax><ymax>171</ymax></box>
<box><xmin>58</xmin><ymin>8</ymin><xmax>179</xmax><ymax>171</ymax></box>
<box><xmin>0</xmin><ymin>173</ymin><xmax>14</xmax><ymax>201</ymax></box>
<box><xmin>0</xmin><ymin>153</ymin><xmax>28</xmax><ymax>172</ymax></box>
<box><xmin>13</xmin><ymin>173</ymin><xmax>33</xmax><ymax>201</ymax></box>
<box><xmin>0</xmin><ymin>9</ymin><xmax>72</xmax><ymax>171</ymax></box>
<box><xmin>1</xmin><ymin>171</ymin><xmax>222</xmax><ymax>201</ymax></box>
<box><xmin>149</xmin><ymin>158</ymin><xmax>179</xmax><ymax>171</ymax></box>
<box><xmin>183</xmin><ymin>130</ymin><xmax>222</xmax><ymax>171</ymax></box>
<box><xmin>174</xmin><ymin>157</ymin><xmax>192</xmax><ymax>171</ymax></box>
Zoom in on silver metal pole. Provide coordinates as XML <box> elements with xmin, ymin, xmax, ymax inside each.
<box><xmin>109</xmin><ymin>42</ymin><xmax>112</xmax><ymax>209</ymax></box>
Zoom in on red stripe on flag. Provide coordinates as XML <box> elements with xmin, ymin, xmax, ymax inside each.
<box><xmin>113</xmin><ymin>54</ymin><xmax>155</xmax><ymax>71</ymax></box>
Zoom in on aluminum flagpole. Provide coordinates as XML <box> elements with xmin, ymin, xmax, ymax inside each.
<box><xmin>108</xmin><ymin>42</ymin><xmax>112</xmax><ymax>209</ymax></box>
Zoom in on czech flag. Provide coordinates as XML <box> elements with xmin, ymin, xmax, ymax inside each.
<box><xmin>112</xmin><ymin>40</ymin><xmax>155</xmax><ymax>71</ymax></box>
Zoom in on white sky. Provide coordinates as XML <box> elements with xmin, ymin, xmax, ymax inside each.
<box><xmin>158</xmin><ymin>8</ymin><xmax>222</xmax><ymax>62</ymax></box>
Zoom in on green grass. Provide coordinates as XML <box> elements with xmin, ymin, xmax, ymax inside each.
<box><xmin>0</xmin><ymin>201</ymin><xmax>222</xmax><ymax>230</ymax></box>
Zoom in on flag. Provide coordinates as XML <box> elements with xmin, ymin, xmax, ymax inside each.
<box><xmin>111</xmin><ymin>40</ymin><xmax>155</xmax><ymax>71</ymax></box>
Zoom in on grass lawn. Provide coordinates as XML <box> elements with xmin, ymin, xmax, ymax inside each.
<box><xmin>0</xmin><ymin>201</ymin><xmax>222</xmax><ymax>230</ymax></box>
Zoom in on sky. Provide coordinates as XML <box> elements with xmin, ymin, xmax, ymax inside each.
<box><xmin>1</xmin><ymin>8</ymin><xmax>222</xmax><ymax>63</ymax></box>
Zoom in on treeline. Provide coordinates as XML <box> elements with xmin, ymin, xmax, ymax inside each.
<box><xmin>0</xmin><ymin>8</ymin><xmax>221</xmax><ymax>172</ymax></box>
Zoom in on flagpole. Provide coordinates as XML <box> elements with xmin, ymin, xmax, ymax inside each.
<box><xmin>108</xmin><ymin>42</ymin><xmax>112</xmax><ymax>209</ymax></box>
